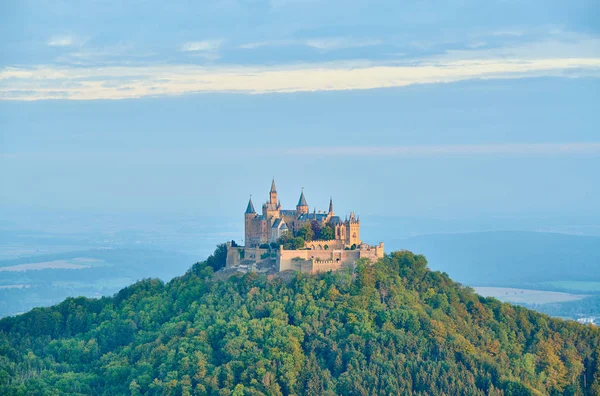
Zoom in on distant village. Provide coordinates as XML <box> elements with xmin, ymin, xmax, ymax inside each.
<box><xmin>226</xmin><ymin>179</ymin><xmax>384</xmax><ymax>273</ymax></box>
<box><xmin>576</xmin><ymin>317</ymin><xmax>597</xmax><ymax>326</ymax></box>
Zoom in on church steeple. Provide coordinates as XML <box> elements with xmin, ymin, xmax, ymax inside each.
<box><xmin>245</xmin><ymin>196</ymin><xmax>256</xmax><ymax>214</ymax></box>
<box><xmin>329</xmin><ymin>197</ymin><xmax>334</xmax><ymax>214</ymax></box>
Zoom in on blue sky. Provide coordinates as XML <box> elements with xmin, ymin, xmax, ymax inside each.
<box><xmin>1</xmin><ymin>0</ymin><xmax>599</xmax><ymax>224</ymax></box>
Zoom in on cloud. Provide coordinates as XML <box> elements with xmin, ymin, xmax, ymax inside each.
<box><xmin>283</xmin><ymin>143</ymin><xmax>600</xmax><ymax>157</ymax></box>
<box><xmin>239</xmin><ymin>37</ymin><xmax>382</xmax><ymax>50</ymax></box>
<box><xmin>47</xmin><ymin>35</ymin><xmax>83</xmax><ymax>47</ymax></box>
<box><xmin>1</xmin><ymin>56</ymin><xmax>599</xmax><ymax>101</ymax></box>
<box><xmin>53</xmin><ymin>43</ymin><xmax>147</xmax><ymax>66</ymax></box>
<box><xmin>3</xmin><ymin>32</ymin><xmax>600</xmax><ymax>100</ymax></box>
<box><xmin>440</xmin><ymin>33</ymin><xmax>600</xmax><ymax>62</ymax></box>
<box><xmin>305</xmin><ymin>37</ymin><xmax>382</xmax><ymax>50</ymax></box>
<box><xmin>180</xmin><ymin>40</ymin><xmax>223</xmax><ymax>52</ymax></box>
<box><xmin>239</xmin><ymin>40</ymin><xmax>289</xmax><ymax>49</ymax></box>
<box><xmin>489</xmin><ymin>29</ymin><xmax>526</xmax><ymax>37</ymax></box>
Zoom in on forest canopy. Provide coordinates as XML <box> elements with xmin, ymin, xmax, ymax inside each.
<box><xmin>1</xmin><ymin>249</ymin><xmax>599</xmax><ymax>395</ymax></box>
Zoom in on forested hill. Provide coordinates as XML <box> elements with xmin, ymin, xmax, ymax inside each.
<box><xmin>1</xmin><ymin>251</ymin><xmax>599</xmax><ymax>395</ymax></box>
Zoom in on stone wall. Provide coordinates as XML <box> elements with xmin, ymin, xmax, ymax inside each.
<box><xmin>277</xmin><ymin>242</ymin><xmax>384</xmax><ymax>273</ymax></box>
<box><xmin>228</xmin><ymin>241</ymin><xmax>384</xmax><ymax>274</ymax></box>
<box><xmin>304</xmin><ymin>239</ymin><xmax>344</xmax><ymax>250</ymax></box>
<box><xmin>226</xmin><ymin>243</ymin><xmax>271</xmax><ymax>268</ymax></box>
<box><xmin>312</xmin><ymin>260</ymin><xmax>344</xmax><ymax>274</ymax></box>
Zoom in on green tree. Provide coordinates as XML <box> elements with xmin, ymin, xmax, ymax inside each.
<box><xmin>0</xmin><ymin>250</ymin><xmax>599</xmax><ymax>396</ymax></box>
<box><xmin>276</xmin><ymin>233</ymin><xmax>305</xmax><ymax>250</ymax></box>
<box><xmin>310</xmin><ymin>220</ymin><xmax>321</xmax><ymax>239</ymax></box>
<box><xmin>320</xmin><ymin>225</ymin><xmax>334</xmax><ymax>240</ymax></box>
<box><xmin>205</xmin><ymin>243</ymin><xmax>227</xmax><ymax>271</ymax></box>
<box><xmin>296</xmin><ymin>223</ymin><xmax>314</xmax><ymax>242</ymax></box>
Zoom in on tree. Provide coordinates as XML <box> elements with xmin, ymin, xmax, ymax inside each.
<box><xmin>320</xmin><ymin>225</ymin><xmax>334</xmax><ymax>240</ymax></box>
<box><xmin>205</xmin><ymin>243</ymin><xmax>227</xmax><ymax>271</ymax></box>
<box><xmin>1</xmin><ymin>249</ymin><xmax>599</xmax><ymax>396</ymax></box>
<box><xmin>276</xmin><ymin>233</ymin><xmax>305</xmax><ymax>250</ymax></box>
<box><xmin>296</xmin><ymin>223</ymin><xmax>314</xmax><ymax>242</ymax></box>
<box><xmin>310</xmin><ymin>220</ymin><xmax>321</xmax><ymax>239</ymax></box>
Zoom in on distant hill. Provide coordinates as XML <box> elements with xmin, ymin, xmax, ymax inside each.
<box><xmin>1</xmin><ymin>251</ymin><xmax>599</xmax><ymax>395</ymax></box>
<box><xmin>392</xmin><ymin>231</ymin><xmax>600</xmax><ymax>288</ymax></box>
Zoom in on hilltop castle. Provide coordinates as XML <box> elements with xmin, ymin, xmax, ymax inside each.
<box><xmin>244</xmin><ymin>179</ymin><xmax>361</xmax><ymax>248</ymax></box>
<box><xmin>227</xmin><ymin>179</ymin><xmax>384</xmax><ymax>274</ymax></box>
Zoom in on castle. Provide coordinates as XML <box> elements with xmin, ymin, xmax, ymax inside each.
<box><xmin>226</xmin><ymin>179</ymin><xmax>384</xmax><ymax>274</ymax></box>
<box><xmin>244</xmin><ymin>179</ymin><xmax>360</xmax><ymax>248</ymax></box>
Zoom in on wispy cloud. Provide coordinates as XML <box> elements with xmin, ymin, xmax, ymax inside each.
<box><xmin>240</xmin><ymin>37</ymin><xmax>382</xmax><ymax>50</ymax></box>
<box><xmin>239</xmin><ymin>40</ymin><xmax>290</xmax><ymax>49</ymax></box>
<box><xmin>3</xmin><ymin>32</ymin><xmax>600</xmax><ymax>101</ymax></box>
<box><xmin>283</xmin><ymin>143</ymin><xmax>600</xmax><ymax>157</ymax></box>
<box><xmin>439</xmin><ymin>33</ymin><xmax>600</xmax><ymax>61</ymax></box>
<box><xmin>1</xmin><ymin>56</ymin><xmax>599</xmax><ymax>101</ymax></box>
<box><xmin>305</xmin><ymin>37</ymin><xmax>382</xmax><ymax>50</ymax></box>
<box><xmin>47</xmin><ymin>35</ymin><xmax>84</xmax><ymax>47</ymax></box>
<box><xmin>180</xmin><ymin>40</ymin><xmax>223</xmax><ymax>52</ymax></box>
<box><xmin>489</xmin><ymin>29</ymin><xmax>526</xmax><ymax>37</ymax></box>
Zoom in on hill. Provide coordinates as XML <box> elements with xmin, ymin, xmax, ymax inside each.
<box><xmin>1</xmin><ymin>251</ymin><xmax>599</xmax><ymax>395</ymax></box>
<box><xmin>393</xmin><ymin>231</ymin><xmax>600</xmax><ymax>288</ymax></box>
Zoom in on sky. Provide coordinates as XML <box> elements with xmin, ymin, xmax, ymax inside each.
<box><xmin>1</xmin><ymin>0</ymin><xmax>600</xmax><ymax>231</ymax></box>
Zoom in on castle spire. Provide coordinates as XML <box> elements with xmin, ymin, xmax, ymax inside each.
<box><xmin>245</xmin><ymin>196</ymin><xmax>256</xmax><ymax>214</ymax></box>
<box><xmin>329</xmin><ymin>197</ymin><xmax>334</xmax><ymax>214</ymax></box>
<box><xmin>269</xmin><ymin>178</ymin><xmax>277</xmax><ymax>205</ymax></box>
<box><xmin>296</xmin><ymin>188</ymin><xmax>309</xmax><ymax>215</ymax></box>
<box><xmin>297</xmin><ymin>189</ymin><xmax>308</xmax><ymax>207</ymax></box>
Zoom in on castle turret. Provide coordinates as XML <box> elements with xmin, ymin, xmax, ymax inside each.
<box><xmin>296</xmin><ymin>189</ymin><xmax>309</xmax><ymax>215</ymax></box>
<box><xmin>244</xmin><ymin>196</ymin><xmax>257</xmax><ymax>247</ymax></box>
<box><xmin>245</xmin><ymin>197</ymin><xmax>255</xmax><ymax>215</ymax></box>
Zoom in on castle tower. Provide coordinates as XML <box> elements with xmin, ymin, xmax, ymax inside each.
<box><xmin>328</xmin><ymin>197</ymin><xmax>334</xmax><ymax>215</ymax></box>
<box><xmin>244</xmin><ymin>196</ymin><xmax>257</xmax><ymax>247</ymax></box>
<box><xmin>269</xmin><ymin>178</ymin><xmax>277</xmax><ymax>205</ymax></box>
<box><xmin>296</xmin><ymin>189</ymin><xmax>309</xmax><ymax>215</ymax></box>
<box><xmin>346</xmin><ymin>211</ymin><xmax>361</xmax><ymax>246</ymax></box>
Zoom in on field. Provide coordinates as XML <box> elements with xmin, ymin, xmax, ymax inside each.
<box><xmin>474</xmin><ymin>287</ymin><xmax>586</xmax><ymax>304</ymax></box>
<box><xmin>0</xmin><ymin>257</ymin><xmax>106</xmax><ymax>272</ymax></box>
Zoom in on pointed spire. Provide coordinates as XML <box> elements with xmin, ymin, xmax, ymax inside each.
<box><xmin>297</xmin><ymin>188</ymin><xmax>308</xmax><ymax>207</ymax></box>
<box><xmin>329</xmin><ymin>197</ymin><xmax>334</xmax><ymax>214</ymax></box>
<box><xmin>245</xmin><ymin>196</ymin><xmax>256</xmax><ymax>214</ymax></box>
<box><xmin>270</xmin><ymin>177</ymin><xmax>277</xmax><ymax>193</ymax></box>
